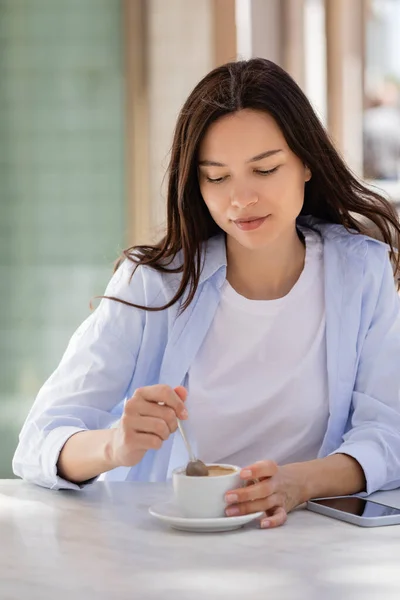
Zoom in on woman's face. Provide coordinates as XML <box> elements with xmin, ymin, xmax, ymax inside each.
<box><xmin>198</xmin><ymin>109</ymin><xmax>311</xmax><ymax>251</ymax></box>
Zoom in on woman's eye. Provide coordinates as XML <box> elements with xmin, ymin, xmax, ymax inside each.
<box><xmin>256</xmin><ymin>167</ymin><xmax>279</xmax><ymax>176</ymax></box>
<box><xmin>204</xmin><ymin>167</ymin><xmax>279</xmax><ymax>183</ymax></box>
<box><xmin>206</xmin><ymin>176</ymin><xmax>226</xmax><ymax>184</ymax></box>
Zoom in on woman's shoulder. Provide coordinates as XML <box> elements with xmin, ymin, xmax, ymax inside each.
<box><xmin>299</xmin><ymin>217</ymin><xmax>394</xmax><ymax>301</ymax></box>
<box><xmin>106</xmin><ymin>257</ymin><xmax>177</xmax><ymax>311</ymax></box>
<box><xmin>299</xmin><ymin>216</ymin><xmax>389</xmax><ymax>258</ymax></box>
<box><xmin>139</xmin><ymin>234</ymin><xmax>226</xmax><ymax>286</ymax></box>
<box><xmin>110</xmin><ymin>234</ymin><xmax>226</xmax><ymax>307</ymax></box>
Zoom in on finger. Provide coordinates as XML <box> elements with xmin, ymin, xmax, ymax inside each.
<box><xmin>225</xmin><ymin>479</ymin><xmax>275</xmax><ymax>505</ymax></box>
<box><xmin>129</xmin><ymin>415</ymin><xmax>171</xmax><ymax>441</ymax></box>
<box><xmin>225</xmin><ymin>496</ymin><xmax>276</xmax><ymax>517</ymax></box>
<box><xmin>174</xmin><ymin>386</ymin><xmax>188</xmax><ymax>402</ymax></box>
<box><xmin>240</xmin><ymin>460</ymin><xmax>278</xmax><ymax>481</ymax></box>
<box><xmin>225</xmin><ymin>493</ymin><xmax>282</xmax><ymax>517</ymax></box>
<box><xmin>135</xmin><ymin>402</ymin><xmax>178</xmax><ymax>434</ymax></box>
<box><xmin>134</xmin><ymin>432</ymin><xmax>164</xmax><ymax>451</ymax></box>
<box><xmin>261</xmin><ymin>506</ymin><xmax>287</xmax><ymax>529</ymax></box>
<box><xmin>128</xmin><ymin>385</ymin><xmax>188</xmax><ymax>419</ymax></box>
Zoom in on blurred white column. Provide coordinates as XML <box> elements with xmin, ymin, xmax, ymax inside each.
<box><xmin>249</xmin><ymin>0</ymin><xmax>283</xmax><ymax>65</ymax></box>
<box><xmin>247</xmin><ymin>0</ymin><xmax>305</xmax><ymax>88</ymax></box>
<box><xmin>124</xmin><ymin>0</ymin><xmax>150</xmax><ymax>246</ymax></box>
<box><xmin>304</xmin><ymin>0</ymin><xmax>327</xmax><ymax>125</ymax></box>
<box><xmin>282</xmin><ymin>0</ymin><xmax>306</xmax><ymax>89</ymax></box>
<box><xmin>325</xmin><ymin>0</ymin><xmax>366</xmax><ymax>176</ymax></box>
<box><xmin>147</xmin><ymin>0</ymin><xmax>214</xmax><ymax>234</ymax></box>
<box><xmin>214</xmin><ymin>0</ymin><xmax>237</xmax><ymax>66</ymax></box>
<box><xmin>124</xmin><ymin>0</ymin><xmax>218</xmax><ymax>243</ymax></box>
<box><xmin>236</xmin><ymin>0</ymin><xmax>252</xmax><ymax>60</ymax></box>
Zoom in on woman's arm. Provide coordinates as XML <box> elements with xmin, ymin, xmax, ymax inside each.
<box><xmin>56</xmin><ymin>386</ymin><xmax>188</xmax><ymax>485</ymax></box>
<box><xmin>283</xmin><ymin>453</ymin><xmax>366</xmax><ymax>503</ymax></box>
<box><xmin>56</xmin><ymin>430</ymin><xmax>115</xmax><ymax>485</ymax></box>
<box><xmin>224</xmin><ymin>454</ymin><xmax>366</xmax><ymax>528</ymax></box>
<box><xmin>12</xmin><ymin>261</ymin><xmax>151</xmax><ymax>490</ymax></box>
<box><xmin>330</xmin><ymin>246</ymin><xmax>400</xmax><ymax>494</ymax></box>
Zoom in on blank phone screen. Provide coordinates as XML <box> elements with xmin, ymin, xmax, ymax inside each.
<box><xmin>313</xmin><ymin>497</ymin><xmax>400</xmax><ymax>518</ymax></box>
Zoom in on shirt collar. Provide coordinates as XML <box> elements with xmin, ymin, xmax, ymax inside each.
<box><xmin>198</xmin><ymin>234</ymin><xmax>227</xmax><ymax>287</ymax></box>
<box><xmin>197</xmin><ymin>216</ymin><xmax>384</xmax><ymax>288</ymax></box>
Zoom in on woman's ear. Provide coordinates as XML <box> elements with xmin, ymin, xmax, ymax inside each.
<box><xmin>304</xmin><ymin>165</ymin><xmax>312</xmax><ymax>182</ymax></box>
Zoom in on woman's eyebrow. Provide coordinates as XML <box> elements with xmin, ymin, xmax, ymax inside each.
<box><xmin>198</xmin><ymin>149</ymin><xmax>283</xmax><ymax>167</ymax></box>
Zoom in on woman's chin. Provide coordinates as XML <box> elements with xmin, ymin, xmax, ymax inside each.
<box><xmin>227</xmin><ymin>231</ymin><xmax>278</xmax><ymax>252</ymax></box>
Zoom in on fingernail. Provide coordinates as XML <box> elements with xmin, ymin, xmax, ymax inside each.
<box><xmin>226</xmin><ymin>507</ymin><xmax>240</xmax><ymax>517</ymax></box>
<box><xmin>241</xmin><ymin>469</ymin><xmax>252</xmax><ymax>478</ymax></box>
<box><xmin>261</xmin><ymin>519</ymin><xmax>270</xmax><ymax>529</ymax></box>
<box><xmin>225</xmin><ymin>494</ymin><xmax>238</xmax><ymax>503</ymax></box>
<box><xmin>180</xmin><ymin>409</ymin><xmax>188</xmax><ymax>419</ymax></box>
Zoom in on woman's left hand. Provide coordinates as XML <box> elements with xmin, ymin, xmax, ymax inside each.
<box><xmin>224</xmin><ymin>460</ymin><xmax>308</xmax><ymax>529</ymax></box>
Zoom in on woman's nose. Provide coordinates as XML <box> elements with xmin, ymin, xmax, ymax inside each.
<box><xmin>230</xmin><ymin>187</ymin><xmax>258</xmax><ymax>209</ymax></box>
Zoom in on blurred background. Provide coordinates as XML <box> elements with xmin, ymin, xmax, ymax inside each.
<box><xmin>1</xmin><ymin>0</ymin><xmax>400</xmax><ymax>478</ymax></box>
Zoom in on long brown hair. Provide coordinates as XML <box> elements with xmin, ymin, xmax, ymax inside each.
<box><xmin>107</xmin><ymin>58</ymin><xmax>400</xmax><ymax>312</ymax></box>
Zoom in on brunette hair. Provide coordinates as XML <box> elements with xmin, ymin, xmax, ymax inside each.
<box><xmin>106</xmin><ymin>58</ymin><xmax>400</xmax><ymax>312</ymax></box>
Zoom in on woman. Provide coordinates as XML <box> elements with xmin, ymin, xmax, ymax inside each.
<box><xmin>13</xmin><ymin>59</ymin><xmax>400</xmax><ymax>529</ymax></box>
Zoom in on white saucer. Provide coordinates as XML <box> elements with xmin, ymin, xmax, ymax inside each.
<box><xmin>149</xmin><ymin>502</ymin><xmax>264</xmax><ymax>533</ymax></box>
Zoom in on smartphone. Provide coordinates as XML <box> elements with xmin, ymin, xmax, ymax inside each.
<box><xmin>306</xmin><ymin>496</ymin><xmax>400</xmax><ymax>527</ymax></box>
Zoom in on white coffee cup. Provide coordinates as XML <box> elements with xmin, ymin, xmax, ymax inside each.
<box><xmin>172</xmin><ymin>463</ymin><xmax>242</xmax><ymax>518</ymax></box>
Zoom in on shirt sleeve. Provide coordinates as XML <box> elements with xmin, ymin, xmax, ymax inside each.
<box><xmin>331</xmin><ymin>246</ymin><xmax>400</xmax><ymax>494</ymax></box>
<box><xmin>12</xmin><ymin>260</ymin><xmax>149</xmax><ymax>490</ymax></box>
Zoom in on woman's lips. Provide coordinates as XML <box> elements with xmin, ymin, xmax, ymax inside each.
<box><xmin>233</xmin><ymin>216</ymin><xmax>268</xmax><ymax>231</ymax></box>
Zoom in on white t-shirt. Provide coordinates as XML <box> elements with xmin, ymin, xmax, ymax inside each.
<box><xmin>187</xmin><ymin>228</ymin><xmax>329</xmax><ymax>467</ymax></box>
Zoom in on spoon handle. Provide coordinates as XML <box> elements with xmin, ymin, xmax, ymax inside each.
<box><xmin>177</xmin><ymin>420</ymin><xmax>196</xmax><ymax>462</ymax></box>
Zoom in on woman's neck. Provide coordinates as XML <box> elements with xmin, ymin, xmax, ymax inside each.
<box><xmin>226</xmin><ymin>228</ymin><xmax>306</xmax><ymax>300</ymax></box>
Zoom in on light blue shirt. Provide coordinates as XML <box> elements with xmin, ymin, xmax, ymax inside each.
<box><xmin>13</xmin><ymin>218</ymin><xmax>400</xmax><ymax>494</ymax></box>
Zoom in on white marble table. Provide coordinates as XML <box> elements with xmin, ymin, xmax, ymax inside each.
<box><xmin>1</xmin><ymin>481</ymin><xmax>400</xmax><ymax>600</ymax></box>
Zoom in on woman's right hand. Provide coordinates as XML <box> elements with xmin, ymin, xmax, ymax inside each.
<box><xmin>108</xmin><ymin>384</ymin><xmax>188</xmax><ymax>469</ymax></box>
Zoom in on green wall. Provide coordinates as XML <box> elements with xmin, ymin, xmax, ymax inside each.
<box><xmin>0</xmin><ymin>0</ymin><xmax>125</xmax><ymax>477</ymax></box>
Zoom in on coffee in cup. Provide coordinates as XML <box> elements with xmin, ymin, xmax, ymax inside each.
<box><xmin>207</xmin><ymin>465</ymin><xmax>237</xmax><ymax>477</ymax></box>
